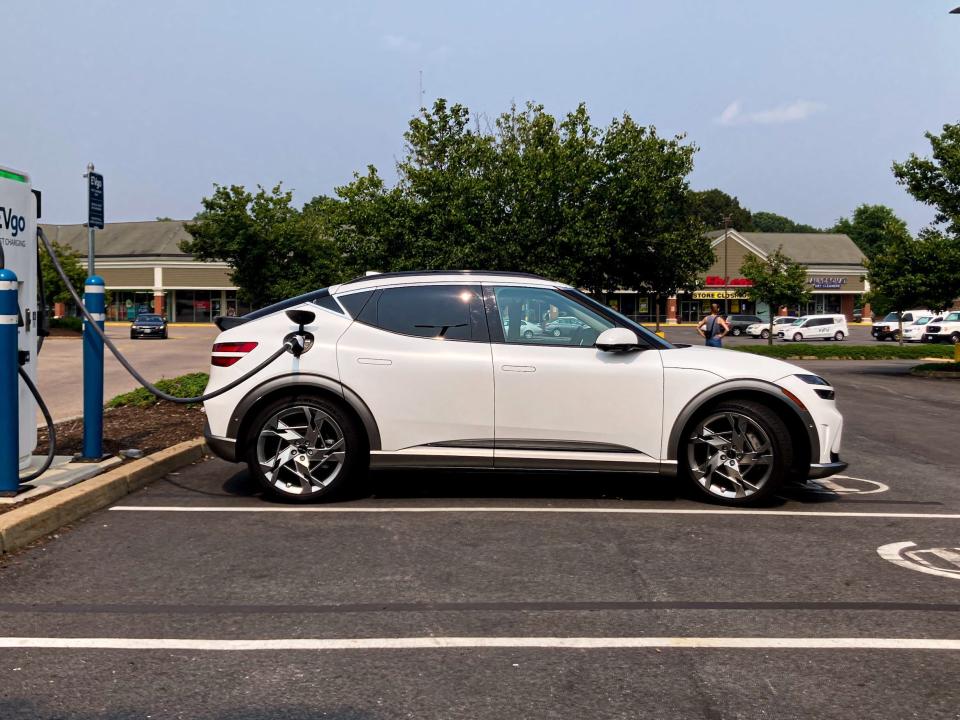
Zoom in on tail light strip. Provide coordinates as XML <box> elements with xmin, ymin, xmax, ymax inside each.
<box><xmin>212</xmin><ymin>342</ymin><xmax>258</xmax><ymax>367</ymax></box>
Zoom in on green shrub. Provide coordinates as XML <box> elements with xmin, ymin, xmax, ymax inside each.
<box><xmin>732</xmin><ymin>343</ymin><xmax>956</xmax><ymax>360</ymax></box>
<box><xmin>49</xmin><ymin>316</ymin><xmax>82</xmax><ymax>332</ymax></box>
<box><xmin>911</xmin><ymin>362</ymin><xmax>960</xmax><ymax>376</ymax></box>
<box><xmin>107</xmin><ymin>372</ymin><xmax>210</xmax><ymax>408</ymax></box>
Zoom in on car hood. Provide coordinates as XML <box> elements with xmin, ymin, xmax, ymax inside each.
<box><xmin>659</xmin><ymin>345</ymin><xmax>806</xmax><ymax>382</ymax></box>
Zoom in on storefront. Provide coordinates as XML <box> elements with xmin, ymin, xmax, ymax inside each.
<box><xmin>41</xmin><ymin>220</ymin><xmax>246</xmax><ymax>323</ymax></box>
<box><xmin>665</xmin><ymin>230</ymin><xmax>868</xmax><ymax>323</ymax></box>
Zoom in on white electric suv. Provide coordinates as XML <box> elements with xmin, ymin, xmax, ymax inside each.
<box><xmin>202</xmin><ymin>272</ymin><xmax>846</xmax><ymax>506</ymax></box>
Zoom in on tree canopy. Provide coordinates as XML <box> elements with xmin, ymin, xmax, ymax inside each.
<box><xmin>751</xmin><ymin>211</ymin><xmax>822</xmax><ymax>234</ymax></box>
<box><xmin>740</xmin><ymin>248</ymin><xmax>810</xmax><ymax>344</ymax></box>
<box><xmin>833</xmin><ymin>204</ymin><xmax>909</xmax><ymax>259</ymax></box>
<box><xmin>185</xmin><ymin>99</ymin><xmax>714</xmax><ymax>308</ymax></box>
<box><xmin>689</xmin><ymin>189</ymin><xmax>754</xmax><ymax>231</ymax></box>
<box><xmin>893</xmin><ymin>122</ymin><xmax>960</xmax><ymax>238</ymax></box>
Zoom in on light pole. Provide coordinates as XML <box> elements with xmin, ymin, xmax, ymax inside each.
<box><xmin>722</xmin><ymin>214</ymin><xmax>731</xmax><ymax>315</ymax></box>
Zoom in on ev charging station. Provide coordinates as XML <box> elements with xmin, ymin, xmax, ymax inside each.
<box><xmin>0</xmin><ymin>164</ymin><xmax>40</xmax><ymax>483</ymax></box>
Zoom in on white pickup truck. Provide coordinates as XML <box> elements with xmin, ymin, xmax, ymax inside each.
<box><xmin>872</xmin><ymin>310</ymin><xmax>932</xmax><ymax>342</ymax></box>
<box><xmin>921</xmin><ymin>311</ymin><xmax>960</xmax><ymax>344</ymax></box>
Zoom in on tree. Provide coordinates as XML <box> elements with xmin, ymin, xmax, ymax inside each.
<box><xmin>182</xmin><ymin>184</ymin><xmax>343</xmax><ymax>308</ymax></box>
<box><xmin>39</xmin><ymin>239</ymin><xmax>86</xmax><ymax>314</ymax></box>
<box><xmin>751</xmin><ymin>211</ymin><xmax>821</xmax><ymax>234</ymax></box>
<box><xmin>865</xmin><ymin>224</ymin><xmax>960</xmax><ymax>344</ymax></box>
<box><xmin>893</xmin><ymin>123</ymin><xmax>960</xmax><ymax>237</ymax></box>
<box><xmin>833</xmin><ymin>204</ymin><xmax>909</xmax><ymax>259</ymax></box>
<box><xmin>689</xmin><ymin>189</ymin><xmax>754</xmax><ymax>231</ymax></box>
<box><xmin>740</xmin><ymin>248</ymin><xmax>811</xmax><ymax>345</ymax></box>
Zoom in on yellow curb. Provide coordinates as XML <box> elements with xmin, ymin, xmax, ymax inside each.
<box><xmin>0</xmin><ymin>438</ymin><xmax>208</xmax><ymax>555</ymax></box>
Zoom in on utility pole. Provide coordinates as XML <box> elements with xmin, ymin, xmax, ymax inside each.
<box><xmin>418</xmin><ymin>70</ymin><xmax>424</xmax><ymax>110</ymax></box>
<box><xmin>722</xmin><ymin>214</ymin><xmax>731</xmax><ymax>315</ymax></box>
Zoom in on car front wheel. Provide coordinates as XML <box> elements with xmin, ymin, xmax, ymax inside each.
<box><xmin>245</xmin><ymin>395</ymin><xmax>367</xmax><ymax>503</ymax></box>
<box><xmin>684</xmin><ymin>400</ymin><xmax>793</xmax><ymax>505</ymax></box>
<box><xmin>732</xmin><ymin>328</ymin><xmax>742</xmax><ymax>336</ymax></box>
<box><xmin>793</xmin><ymin>332</ymin><xmax>803</xmax><ymax>342</ymax></box>
<box><xmin>760</xmin><ymin>329</ymin><xmax>770</xmax><ymax>339</ymax></box>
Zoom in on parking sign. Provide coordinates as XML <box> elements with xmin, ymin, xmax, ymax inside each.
<box><xmin>88</xmin><ymin>171</ymin><xmax>104</xmax><ymax>229</ymax></box>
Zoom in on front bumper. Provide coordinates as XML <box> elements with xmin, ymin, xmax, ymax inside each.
<box><xmin>204</xmin><ymin>420</ymin><xmax>238</xmax><ymax>462</ymax></box>
<box><xmin>808</xmin><ymin>458</ymin><xmax>848</xmax><ymax>479</ymax></box>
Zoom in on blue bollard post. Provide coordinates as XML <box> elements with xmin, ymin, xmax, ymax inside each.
<box><xmin>81</xmin><ymin>276</ymin><xmax>106</xmax><ymax>460</ymax></box>
<box><xmin>0</xmin><ymin>268</ymin><xmax>20</xmax><ymax>494</ymax></box>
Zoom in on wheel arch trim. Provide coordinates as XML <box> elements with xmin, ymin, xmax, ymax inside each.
<box><xmin>666</xmin><ymin>379</ymin><xmax>820</xmax><ymax>463</ymax></box>
<box><xmin>226</xmin><ymin>373</ymin><xmax>382</xmax><ymax>451</ymax></box>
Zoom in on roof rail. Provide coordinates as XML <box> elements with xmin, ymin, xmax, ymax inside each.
<box><xmin>340</xmin><ymin>269</ymin><xmax>547</xmax><ymax>285</ymax></box>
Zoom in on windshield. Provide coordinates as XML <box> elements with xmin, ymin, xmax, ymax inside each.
<box><xmin>135</xmin><ymin>315</ymin><xmax>163</xmax><ymax>323</ymax></box>
<box><xmin>791</xmin><ymin>318</ymin><xmax>805</xmax><ymax>326</ymax></box>
<box><xmin>915</xmin><ymin>316</ymin><xmax>932</xmax><ymax>326</ymax></box>
<box><xmin>946</xmin><ymin>312</ymin><xmax>960</xmax><ymax>322</ymax></box>
<box><xmin>881</xmin><ymin>312</ymin><xmax>900</xmax><ymax>322</ymax></box>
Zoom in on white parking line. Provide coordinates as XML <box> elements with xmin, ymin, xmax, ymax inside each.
<box><xmin>109</xmin><ymin>506</ymin><xmax>960</xmax><ymax>520</ymax></box>
<box><xmin>1</xmin><ymin>636</ymin><xmax>959</xmax><ymax>651</ymax></box>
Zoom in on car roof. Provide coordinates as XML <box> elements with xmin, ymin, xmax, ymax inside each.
<box><xmin>332</xmin><ymin>270</ymin><xmax>564</xmax><ymax>293</ymax></box>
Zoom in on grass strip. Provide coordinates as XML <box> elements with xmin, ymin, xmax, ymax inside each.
<box><xmin>732</xmin><ymin>343</ymin><xmax>956</xmax><ymax>360</ymax></box>
<box><xmin>107</xmin><ymin>372</ymin><xmax>210</xmax><ymax>408</ymax></box>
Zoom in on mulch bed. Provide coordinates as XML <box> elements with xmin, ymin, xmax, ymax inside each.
<box><xmin>36</xmin><ymin>402</ymin><xmax>206</xmax><ymax>457</ymax></box>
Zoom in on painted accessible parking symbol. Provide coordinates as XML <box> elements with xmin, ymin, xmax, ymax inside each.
<box><xmin>795</xmin><ymin>475</ymin><xmax>890</xmax><ymax>495</ymax></box>
<box><xmin>878</xmin><ymin>542</ymin><xmax>960</xmax><ymax>580</ymax></box>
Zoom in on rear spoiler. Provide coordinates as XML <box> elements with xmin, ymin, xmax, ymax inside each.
<box><xmin>214</xmin><ymin>316</ymin><xmax>250</xmax><ymax>331</ymax></box>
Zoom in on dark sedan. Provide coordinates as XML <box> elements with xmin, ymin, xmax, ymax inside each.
<box><xmin>130</xmin><ymin>314</ymin><xmax>168</xmax><ymax>339</ymax></box>
<box><xmin>724</xmin><ymin>314</ymin><xmax>763</xmax><ymax>337</ymax></box>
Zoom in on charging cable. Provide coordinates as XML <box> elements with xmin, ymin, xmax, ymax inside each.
<box><xmin>38</xmin><ymin>226</ymin><xmax>297</xmax><ymax>404</ymax></box>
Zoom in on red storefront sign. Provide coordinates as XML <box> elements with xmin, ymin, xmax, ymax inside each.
<box><xmin>704</xmin><ymin>276</ymin><xmax>753</xmax><ymax>287</ymax></box>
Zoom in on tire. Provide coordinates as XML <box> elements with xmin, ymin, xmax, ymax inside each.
<box><xmin>760</xmin><ymin>330</ymin><xmax>770</xmax><ymax>339</ymax></box>
<box><xmin>732</xmin><ymin>328</ymin><xmax>742</xmax><ymax>336</ymax></box>
<box><xmin>833</xmin><ymin>331</ymin><xmax>845</xmax><ymax>341</ymax></box>
<box><xmin>892</xmin><ymin>331</ymin><xmax>900</xmax><ymax>342</ymax></box>
<box><xmin>162</xmin><ymin>330</ymin><xmax>168</xmax><ymax>339</ymax></box>
<box><xmin>682</xmin><ymin>399</ymin><xmax>793</xmax><ymax>506</ymax></box>
<box><xmin>952</xmin><ymin>333</ymin><xmax>960</xmax><ymax>345</ymax></box>
<box><xmin>244</xmin><ymin>394</ymin><xmax>368</xmax><ymax>503</ymax></box>
<box><xmin>523</xmin><ymin>330</ymin><xmax>533</xmax><ymax>339</ymax></box>
<box><xmin>793</xmin><ymin>332</ymin><xmax>803</xmax><ymax>342</ymax></box>
<box><xmin>552</xmin><ymin>329</ymin><xmax>561</xmax><ymax>337</ymax></box>
<box><xmin>130</xmin><ymin>332</ymin><xmax>136</xmax><ymax>339</ymax></box>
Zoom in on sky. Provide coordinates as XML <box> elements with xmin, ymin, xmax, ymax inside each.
<box><xmin>4</xmin><ymin>0</ymin><xmax>959</xmax><ymax>232</ymax></box>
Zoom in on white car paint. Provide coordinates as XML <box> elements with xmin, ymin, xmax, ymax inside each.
<box><xmin>777</xmin><ymin>315</ymin><xmax>848</xmax><ymax>342</ymax></box>
<box><xmin>202</xmin><ymin>272</ymin><xmax>846</xmax><ymax>495</ymax></box>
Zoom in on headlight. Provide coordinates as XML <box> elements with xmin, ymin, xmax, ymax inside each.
<box><xmin>795</xmin><ymin>374</ymin><xmax>830</xmax><ymax>386</ymax></box>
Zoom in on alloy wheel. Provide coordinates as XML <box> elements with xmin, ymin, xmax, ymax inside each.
<box><xmin>256</xmin><ymin>405</ymin><xmax>346</xmax><ymax>495</ymax></box>
<box><xmin>687</xmin><ymin>411</ymin><xmax>774</xmax><ymax>500</ymax></box>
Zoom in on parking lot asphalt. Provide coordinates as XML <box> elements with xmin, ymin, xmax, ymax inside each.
<box><xmin>37</xmin><ymin>325</ymin><xmax>218</xmax><ymax>421</ymax></box>
<box><xmin>3</xmin><ymin>359</ymin><xmax>959</xmax><ymax>718</ymax></box>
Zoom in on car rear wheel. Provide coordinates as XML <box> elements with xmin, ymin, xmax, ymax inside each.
<box><xmin>792</xmin><ymin>332</ymin><xmax>803</xmax><ymax>342</ymax></box>
<box><xmin>760</xmin><ymin>329</ymin><xmax>770</xmax><ymax>339</ymax></box>
<box><xmin>552</xmin><ymin>329</ymin><xmax>561</xmax><ymax>337</ymax></box>
<box><xmin>732</xmin><ymin>328</ymin><xmax>742</xmax><ymax>336</ymax></box>
<box><xmin>523</xmin><ymin>330</ymin><xmax>533</xmax><ymax>339</ymax></box>
<box><xmin>245</xmin><ymin>395</ymin><xmax>367</xmax><ymax>503</ymax></box>
<box><xmin>833</xmin><ymin>331</ymin><xmax>845</xmax><ymax>341</ymax></box>
<box><xmin>683</xmin><ymin>400</ymin><xmax>792</xmax><ymax>506</ymax></box>
<box><xmin>952</xmin><ymin>333</ymin><xmax>960</xmax><ymax>345</ymax></box>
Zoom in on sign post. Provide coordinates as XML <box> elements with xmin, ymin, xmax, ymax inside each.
<box><xmin>79</xmin><ymin>164</ymin><xmax>106</xmax><ymax>461</ymax></box>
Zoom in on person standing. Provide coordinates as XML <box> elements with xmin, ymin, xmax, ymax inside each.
<box><xmin>698</xmin><ymin>303</ymin><xmax>730</xmax><ymax>347</ymax></box>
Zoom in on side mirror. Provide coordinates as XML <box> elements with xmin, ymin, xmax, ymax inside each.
<box><xmin>595</xmin><ymin>327</ymin><xmax>640</xmax><ymax>352</ymax></box>
<box><xmin>285</xmin><ymin>309</ymin><xmax>316</xmax><ymax>328</ymax></box>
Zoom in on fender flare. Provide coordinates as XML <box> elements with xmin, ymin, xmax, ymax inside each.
<box><xmin>666</xmin><ymin>379</ymin><xmax>819</xmax><ymax>463</ymax></box>
<box><xmin>226</xmin><ymin>373</ymin><xmax>382</xmax><ymax>450</ymax></box>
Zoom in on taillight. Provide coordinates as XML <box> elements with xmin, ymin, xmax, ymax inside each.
<box><xmin>211</xmin><ymin>341</ymin><xmax>259</xmax><ymax>367</ymax></box>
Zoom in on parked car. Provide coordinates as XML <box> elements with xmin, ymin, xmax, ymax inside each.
<box><xmin>504</xmin><ymin>319</ymin><xmax>544</xmax><ymax>339</ymax></box>
<box><xmin>921</xmin><ymin>311</ymin><xmax>960</xmax><ymax>344</ymax></box>
<box><xmin>778</xmin><ymin>315</ymin><xmax>848</xmax><ymax>342</ymax></box>
<box><xmin>872</xmin><ymin>310</ymin><xmax>932</xmax><ymax>341</ymax></box>
<box><xmin>902</xmin><ymin>315</ymin><xmax>940</xmax><ymax>343</ymax></box>
<box><xmin>724</xmin><ymin>314</ymin><xmax>763</xmax><ymax>337</ymax></box>
<box><xmin>129</xmin><ymin>313</ymin><xmax>168</xmax><ymax>339</ymax></box>
<box><xmin>203</xmin><ymin>271</ymin><xmax>846</xmax><ymax>507</ymax></box>
<box><xmin>544</xmin><ymin>315</ymin><xmax>590</xmax><ymax>337</ymax></box>
<box><xmin>745</xmin><ymin>316</ymin><xmax>796</xmax><ymax>339</ymax></box>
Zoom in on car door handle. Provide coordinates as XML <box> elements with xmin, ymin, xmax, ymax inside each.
<box><xmin>357</xmin><ymin>357</ymin><xmax>392</xmax><ymax>366</ymax></box>
<box><xmin>501</xmin><ymin>364</ymin><xmax>536</xmax><ymax>373</ymax></box>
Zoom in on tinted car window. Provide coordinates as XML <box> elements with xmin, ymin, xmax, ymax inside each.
<box><xmin>370</xmin><ymin>285</ymin><xmax>487</xmax><ymax>341</ymax></box>
<box><xmin>338</xmin><ymin>290</ymin><xmax>375</xmax><ymax>318</ymax></box>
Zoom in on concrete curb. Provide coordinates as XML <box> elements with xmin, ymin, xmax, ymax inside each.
<box><xmin>0</xmin><ymin>438</ymin><xmax>208</xmax><ymax>555</ymax></box>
